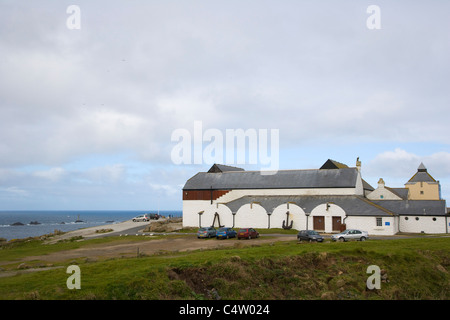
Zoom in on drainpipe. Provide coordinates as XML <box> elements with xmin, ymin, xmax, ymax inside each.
<box><xmin>305</xmin><ymin>212</ymin><xmax>310</xmax><ymax>231</ymax></box>
<box><xmin>343</xmin><ymin>214</ymin><xmax>348</xmax><ymax>231</ymax></box>
<box><xmin>446</xmin><ymin>215</ymin><xmax>448</xmax><ymax>234</ymax></box>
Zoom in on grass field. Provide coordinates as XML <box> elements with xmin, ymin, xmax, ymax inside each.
<box><xmin>0</xmin><ymin>235</ymin><xmax>448</xmax><ymax>300</ymax></box>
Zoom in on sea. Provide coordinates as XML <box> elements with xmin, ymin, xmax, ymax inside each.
<box><xmin>0</xmin><ymin>210</ymin><xmax>182</xmax><ymax>241</ymax></box>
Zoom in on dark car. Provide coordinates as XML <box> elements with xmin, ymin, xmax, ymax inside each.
<box><xmin>297</xmin><ymin>230</ymin><xmax>324</xmax><ymax>242</ymax></box>
<box><xmin>148</xmin><ymin>213</ymin><xmax>160</xmax><ymax>220</ymax></box>
<box><xmin>237</xmin><ymin>228</ymin><xmax>259</xmax><ymax>240</ymax></box>
<box><xmin>216</xmin><ymin>227</ymin><xmax>237</xmax><ymax>239</ymax></box>
<box><xmin>197</xmin><ymin>227</ymin><xmax>216</xmax><ymax>238</ymax></box>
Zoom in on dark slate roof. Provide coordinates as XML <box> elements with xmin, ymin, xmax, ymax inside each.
<box><xmin>386</xmin><ymin>187</ymin><xmax>409</xmax><ymax>200</ymax></box>
<box><xmin>371</xmin><ymin>200</ymin><xmax>447</xmax><ymax>216</ymax></box>
<box><xmin>222</xmin><ymin>196</ymin><xmax>447</xmax><ymax>217</ymax></box>
<box><xmin>407</xmin><ymin>163</ymin><xmax>437</xmax><ymax>183</ymax></box>
<box><xmin>183</xmin><ymin>168</ymin><xmax>364</xmax><ymax>190</ymax></box>
<box><xmin>320</xmin><ymin>159</ymin><xmax>349</xmax><ymax>169</ymax></box>
<box><xmin>407</xmin><ymin>171</ymin><xmax>437</xmax><ymax>183</ymax></box>
<box><xmin>222</xmin><ymin>195</ymin><xmax>395</xmax><ymax>216</ymax></box>
<box><xmin>207</xmin><ymin>164</ymin><xmax>245</xmax><ymax>173</ymax></box>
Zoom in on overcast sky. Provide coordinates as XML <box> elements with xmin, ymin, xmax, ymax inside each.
<box><xmin>0</xmin><ymin>1</ymin><xmax>449</xmax><ymax>210</ymax></box>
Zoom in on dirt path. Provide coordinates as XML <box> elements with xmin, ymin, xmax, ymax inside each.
<box><xmin>14</xmin><ymin>235</ymin><xmax>297</xmax><ymax>264</ymax></box>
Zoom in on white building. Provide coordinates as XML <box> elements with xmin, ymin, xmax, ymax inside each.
<box><xmin>182</xmin><ymin>160</ymin><xmax>449</xmax><ymax>235</ymax></box>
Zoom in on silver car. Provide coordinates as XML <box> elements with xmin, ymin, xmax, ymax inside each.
<box><xmin>132</xmin><ymin>214</ymin><xmax>150</xmax><ymax>222</ymax></box>
<box><xmin>331</xmin><ymin>229</ymin><xmax>369</xmax><ymax>242</ymax></box>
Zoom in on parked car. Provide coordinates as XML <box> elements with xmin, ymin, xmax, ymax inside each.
<box><xmin>331</xmin><ymin>229</ymin><xmax>369</xmax><ymax>242</ymax></box>
<box><xmin>237</xmin><ymin>228</ymin><xmax>259</xmax><ymax>240</ymax></box>
<box><xmin>197</xmin><ymin>227</ymin><xmax>216</xmax><ymax>238</ymax></box>
<box><xmin>297</xmin><ymin>230</ymin><xmax>324</xmax><ymax>242</ymax></box>
<box><xmin>148</xmin><ymin>213</ymin><xmax>160</xmax><ymax>220</ymax></box>
<box><xmin>132</xmin><ymin>214</ymin><xmax>150</xmax><ymax>222</ymax></box>
<box><xmin>216</xmin><ymin>227</ymin><xmax>237</xmax><ymax>239</ymax></box>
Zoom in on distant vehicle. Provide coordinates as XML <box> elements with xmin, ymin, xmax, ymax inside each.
<box><xmin>237</xmin><ymin>228</ymin><xmax>259</xmax><ymax>240</ymax></box>
<box><xmin>216</xmin><ymin>227</ymin><xmax>237</xmax><ymax>239</ymax></box>
<box><xmin>297</xmin><ymin>230</ymin><xmax>324</xmax><ymax>242</ymax></box>
<box><xmin>197</xmin><ymin>227</ymin><xmax>216</xmax><ymax>238</ymax></box>
<box><xmin>132</xmin><ymin>214</ymin><xmax>150</xmax><ymax>222</ymax></box>
<box><xmin>331</xmin><ymin>229</ymin><xmax>369</xmax><ymax>242</ymax></box>
<box><xmin>148</xmin><ymin>213</ymin><xmax>160</xmax><ymax>220</ymax></box>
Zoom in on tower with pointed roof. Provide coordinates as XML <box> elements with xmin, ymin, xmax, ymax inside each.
<box><xmin>404</xmin><ymin>163</ymin><xmax>441</xmax><ymax>200</ymax></box>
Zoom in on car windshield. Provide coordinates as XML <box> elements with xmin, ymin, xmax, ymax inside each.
<box><xmin>308</xmin><ymin>231</ymin><xmax>318</xmax><ymax>235</ymax></box>
<box><xmin>198</xmin><ymin>228</ymin><xmax>206</xmax><ymax>231</ymax></box>
<box><xmin>238</xmin><ymin>229</ymin><xmax>247</xmax><ymax>232</ymax></box>
<box><xmin>218</xmin><ymin>228</ymin><xmax>227</xmax><ymax>232</ymax></box>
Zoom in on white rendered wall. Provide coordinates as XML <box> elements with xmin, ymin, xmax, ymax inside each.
<box><xmin>398</xmin><ymin>216</ymin><xmax>448</xmax><ymax>234</ymax></box>
<box><xmin>366</xmin><ymin>188</ymin><xmax>402</xmax><ymax>201</ymax></box>
<box><xmin>234</xmin><ymin>204</ymin><xmax>268</xmax><ymax>229</ymax></box>
<box><xmin>345</xmin><ymin>216</ymin><xmax>397</xmax><ymax>235</ymax></box>
<box><xmin>271</xmin><ymin>203</ymin><xmax>306</xmax><ymax>230</ymax></box>
<box><xmin>309</xmin><ymin>203</ymin><xmax>346</xmax><ymax>233</ymax></box>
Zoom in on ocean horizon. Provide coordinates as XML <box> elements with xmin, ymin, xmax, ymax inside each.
<box><xmin>0</xmin><ymin>209</ymin><xmax>182</xmax><ymax>241</ymax></box>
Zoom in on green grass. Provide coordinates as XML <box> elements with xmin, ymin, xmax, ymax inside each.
<box><xmin>0</xmin><ymin>236</ymin><xmax>449</xmax><ymax>300</ymax></box>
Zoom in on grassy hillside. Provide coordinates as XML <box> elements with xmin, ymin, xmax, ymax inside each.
<box><xmin>0</xmin><ymin>236</ymin><xmax>448</xmax><ymax>300</ymax></box>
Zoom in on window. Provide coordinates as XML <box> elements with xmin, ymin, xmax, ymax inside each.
<box><xmin>380</xmin><ymin>195</ymin><xmax>384</xmax><ymax>199</ymax></box>
<box><xmin>432</xmin><ymin>217</ymin><xmax>437</xmax><ymax>221</ymax></box>
<box><xmin>415</xmin><ymin>217</ymin><xmax>420</xmax><ymax>221</ymax></box>
<box><xmin>420</xmin><ymin>191</ymin><xmax>424</xmax><ymax>195</ymax></box>
<box><xmin>376</xmin><ymin>217</ymin><xmax>382</xmax><ymax>227</ymax></box>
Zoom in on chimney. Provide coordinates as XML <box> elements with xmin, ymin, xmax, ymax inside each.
<box><xmin>356</xmin><ymin>157</ymin><xmax>361</xmax><ymax>172</ymax></box>
<box><xmin>378</xmin><ymin>178</ymin><xmax>385</xmax><ymax>189</ymax></box>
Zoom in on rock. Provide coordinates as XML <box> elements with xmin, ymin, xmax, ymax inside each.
<box><xmin>11</xmin><ymin>222</ymin><xmax>24</xmax><ymax>226</ymax></box>
<box><xmin>207</xmin><ymin>288</ymin><xmax>222</xmax><ymax>300</ymax></box>
<box><xmin>17</xmin><ymin>263</ymin><xmax>29</xmax><ymax>270</ymax></box>
<box><xmin>321</xmin><ymin>291</ymin><xmax>335</xmax><ymax>300</ymax></box>
<box><xmin>335</xmin><ymin>279</ymin><xmax>346</xmax><ymax>288</ymax></box>
<box><xmin>29</xmin><ymin>221</ymin><xmax>41</xmax><ymax>225</ymax></box>
<box><xmin>381</xmin><ymin>269</ymin><xmax>389</xmax><ymax>282</ymax></box>
<box><xmin>436</xmin><ymin>264</ymin><xmax>447</xmax><ymax>273</ymax></box>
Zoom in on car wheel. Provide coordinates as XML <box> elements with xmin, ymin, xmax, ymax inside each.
<box><xmin>360</xmin><ymin>237</ymin><xmax>366</xmax><ymax>241</ymax></box>
<box><xmin>339</xmin><ymin>237</ymin><xmax>345</xmax><ymax>242</ymax></box>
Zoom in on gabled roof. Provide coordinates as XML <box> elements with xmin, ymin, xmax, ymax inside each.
<box><xmin>207</xmin><ymin>164</ymin><xmax>244</xmax><ymax>173</ymax></box>
<box><xmin>385</xmin><ymin>187</ymin><xmax>409</xmax><ymax>200</ymax></box>
<box><xmin>320</xmin><ymin>159</ymin><xmax>349</xmax><ymax>169</ymax></box>
<box><xmin>183</xmin><ymin>167</ymin><xmax>362</xmax><ymax>190</ymax></box>
<box><xmin>406</xmin><ymin>163</ymin><xmax>437</xmax><ymax>184</ymax></box>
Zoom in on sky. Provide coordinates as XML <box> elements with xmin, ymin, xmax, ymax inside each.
<box><xmin>0</xmin><ymin>1</ymin><xmax>449</xmax><ymax>210</ymax></box>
